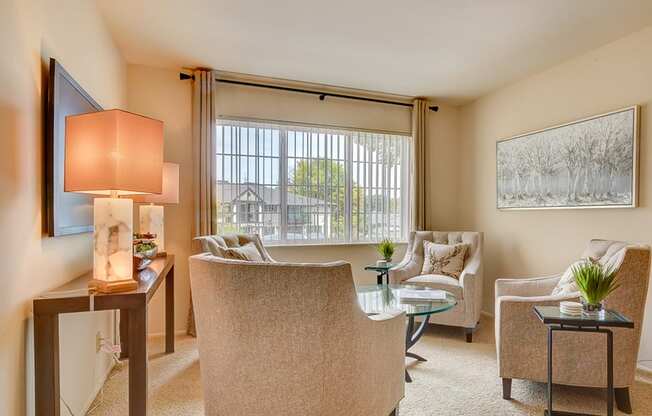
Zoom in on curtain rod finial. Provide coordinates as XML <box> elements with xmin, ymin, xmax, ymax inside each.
<box><xmin>180</xmin><ymin>72</ymin><xmax>194</xmax><ymax>81</ymax></box>
<box><xmin>429</xmin><ymin>105</ymin><xmax>439</xmax><ymax>112</ymax></box>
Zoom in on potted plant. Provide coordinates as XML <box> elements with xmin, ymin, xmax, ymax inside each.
<box><xmin>572</xmin><ymin>260</ymin><xmax>619</xmax><ymax>315</ymax></box>
<box><xmin>376</xmin><ymin>239</ymin><xmax>396</xmax><ymax>265</ymax></box>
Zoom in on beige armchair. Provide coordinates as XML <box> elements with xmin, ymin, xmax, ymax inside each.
<box><xmin>496</xmin><ymin>240</ymin><xmax>651</xmax><ymax>413</ymax></box>
<box><xmin>187</xmin><ymin>233</ymin><xmax>275</xmax><ymax>336</ymax></box>
<box><xmin>189</xmin><ymin>254</ymin><xmax>406</xmax><ymax>416</ymax></box>
<box><xmin>389</xmin><ymin>231</ymin><xmax>484</xmax><ymax>342</ymax></box>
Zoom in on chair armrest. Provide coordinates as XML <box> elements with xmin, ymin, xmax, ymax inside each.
<box><xmin>495</xmin><ymin>293</ymin><xmax>580</xmax><ymax>364</ymax></box>
<box><xmin>389</xmin><ymin>254</ymin><xmax>421</xmax><ymax>283</ymax></box>
<box><xmin>357</xmin><ymin>310</ymin><xmax>405</xmax><ymax>410</ymax></box>
<box><xmin>495</xmin><ymin>274</ymin><xmax>562</xmax><ymax>298</ymax></box>
<box><xmin>459</xmin><ymin>250</ymin><xmax>482</xmax><ymax>288</ymax></box>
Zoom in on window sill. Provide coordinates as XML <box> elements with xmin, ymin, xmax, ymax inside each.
<box><xmin>265</xmin><ymin>241</ymin><xmax>408</xmax><ymax>249</ymax></box>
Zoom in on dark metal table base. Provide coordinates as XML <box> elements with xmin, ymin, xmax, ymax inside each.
<box><xmin>376</xmin><ymin>271</ymin><xmax>389</xmax><ymax>285</ymax></box>
<box><xmin>405</xmin><ymin>314</ymin><xmax>431</xmax><ymax>382</ymax></box>
<box><xmin>545</xmin><ymin>326</ymin><xmax>613</xmax><ymax>416</ymax></box>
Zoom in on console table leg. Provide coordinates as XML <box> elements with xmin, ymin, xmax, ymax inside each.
<box><xmin>119</xmin><ymin>309</ymin><xmax>129</xmax><ymax>359</ymax></box>
<box><xmin>34</xmin><ymin>313</ymin><xmax>60</xmax><ymax>416</ymax></box>
<box><xmin>547</xmin><ymin>326</ymin><xmax>553</xmax><ymax>416</ymax></box>
<box><xmin>129</xmin><ymin>305</ymin><xmax>148</xmax><ymax>415</ymax></box>
<box><xmin>165</xmin><ymin>265</ymin><xmax>175</xmax><ymax>353</ymax></box>
<box><xmin>607</xmin><ymin>329</ymin><xmax>613</xmax><ymax>416</ymax></box>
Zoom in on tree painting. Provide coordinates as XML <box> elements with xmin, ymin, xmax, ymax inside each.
<box><xmin>497</xmin><ymin>107</ymin><xmax>637</xmax><ymax>209</ymax></box>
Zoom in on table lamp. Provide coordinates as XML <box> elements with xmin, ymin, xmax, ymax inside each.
<box><xmin>65</xmin><ymin>109</ymin><xmax>163</xmax><ymax>293</ymax></box>
<box><xmin>131</xmin><ymin>162</ymin><xmax>179</xmax><ymax>252</ymax></box>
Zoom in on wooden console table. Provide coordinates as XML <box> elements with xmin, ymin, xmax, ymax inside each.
<box><xmin>33</xmin><ymin>255</ymin><xmax>175</xmax><ymax>416</ymax></box>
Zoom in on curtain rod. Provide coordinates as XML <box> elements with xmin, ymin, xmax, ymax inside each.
<box><xmin>179</xmin><ymin>73</ymin><xmax>438</xmax><ymax>112</ymax></box>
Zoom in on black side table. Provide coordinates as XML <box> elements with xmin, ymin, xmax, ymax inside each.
<box><xmin>533</xmin><ymin>306</ymin><xmax>634</xmax><ymax>416</ymax></box>
<box><xmin>364</xmin><ymin>263</ymin><xmax>396</xmax><ymax>285</ymax></box>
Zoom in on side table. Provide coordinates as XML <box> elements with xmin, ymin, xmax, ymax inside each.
<box><xmin>33</xmin><ymin>255</ymin><xmax>175</xmax><ymax>416</ymax></box>
<box><xmin>533</xmin><ymin>306</ymin><xmax>634</xmax><ymax>416</ymax></box>
<box><xmin>364</xmin><ymin>263</ymin><xmax>396</xmax><ymax>285</ymax></box>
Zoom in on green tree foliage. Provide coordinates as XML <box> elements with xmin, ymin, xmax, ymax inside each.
<box><xmin>290</xmin><ymin>159</ymin><xmax>365</xmax><ymax>235</ymax></box>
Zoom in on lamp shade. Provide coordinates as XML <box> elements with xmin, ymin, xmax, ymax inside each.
<box><xmin>131</xmin><ymin>163</ymin><xmax>179</xmax><ymax>204</ymax></box>
<box><xmin>65</xmin><ymin>109</ymin><xmax>164</xmax><ymax>195</ymax></box>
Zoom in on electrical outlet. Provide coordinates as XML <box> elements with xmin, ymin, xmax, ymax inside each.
<box><xmin>96</xmin><ymin>331</ymin><xmax>103</xmax><ymax>353</ymax></box>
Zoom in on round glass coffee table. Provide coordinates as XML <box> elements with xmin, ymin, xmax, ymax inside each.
<box><xmin>356</xmin><ymin>284</ymin><xmax>457</xmax><ymax>382</ymax></box>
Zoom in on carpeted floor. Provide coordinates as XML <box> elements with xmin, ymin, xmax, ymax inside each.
<box><xmin>89</xmin><ymin>315</ymin><xmax>652</xmax><ymax>415</ymax></box>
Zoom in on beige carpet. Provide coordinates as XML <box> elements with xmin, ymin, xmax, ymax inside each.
<box><xmin>89</xmin><ymin>316</ymin><xmax>652</xmax><ymax>415</ymax></box>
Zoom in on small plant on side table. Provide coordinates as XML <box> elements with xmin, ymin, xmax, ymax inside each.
<box><xmin>572</xmin><ymin>260</ymin><xmax>619</xmax><ymax>315</ymax></box>
<box><xmin>377</xmin><ymin>239</ymin><xmax>396</xmax><ymax>263</ymax></box>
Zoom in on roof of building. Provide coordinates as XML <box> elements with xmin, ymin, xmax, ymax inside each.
<box><xmin>217</xmin><ymin>182</ymin><xmax>333</xmax><ymax>206</ymax></box>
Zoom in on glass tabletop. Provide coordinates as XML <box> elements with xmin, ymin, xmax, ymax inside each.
<box><xmin>533</xmin><ymin>306</ymin><xmax>634</xmax><ymax>328</ymax></box>
<box><xmin>356</xmin><ymin>284</ymin><xmax>457</xmax><ymax>317</ymax></box>
<box><xmin>364</xmin><ymin>263</ymin><xmax>397</xmax><ymax>272</ymax></box>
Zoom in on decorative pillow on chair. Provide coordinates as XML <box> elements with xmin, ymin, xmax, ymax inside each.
<box><xmin>551</xmin><ymin>259</ymin><xmax>589</xmax><ymax>296</ymax></box>
<box><xmin>223</xmin><ymin>242</ymin><xmax>264</xmax><ymax>261</ymax></box>
<box><xmin>421</xmin><ymin>241</ymin><xmax>469</xmax><ymax>279</ymax></box>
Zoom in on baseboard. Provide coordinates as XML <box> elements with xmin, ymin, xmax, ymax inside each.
<box><xmin>80</xmin><ymin>358</ymin><xmax>115</xmax><ymax>414</ymax></box>
<box><xmin>637</xmin><ymin>364</ymin><xmax>652</xmax><ymax>381</ymax></box>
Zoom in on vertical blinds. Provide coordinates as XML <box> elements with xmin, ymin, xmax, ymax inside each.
<box><xmin>216</xmin><ymin>119</ymin><xmax>411</xmax><ymax>244</ymax></box>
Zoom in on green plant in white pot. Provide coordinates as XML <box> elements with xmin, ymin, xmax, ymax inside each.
<box><xmin>572</xmin><ymin>260</ymin><xmax>620</xmax><ymax>315</ymax></box>
<box><xmin>377</xmin><ymin>239</ymin><xmax>396</xmax><ymax>264</ymax></box>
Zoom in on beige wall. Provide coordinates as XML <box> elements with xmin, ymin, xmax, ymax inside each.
<box><xmin>126</xmin><ymin>65</ymin><xmax>460</xmax><ymax>334</ymax></box>
<box><xmin>458</xmin><ymin>26</ymin><xmax>652</xmax><ymax>367</ymax></box>
<box><xmin>126</xmin><ymin>65</ymin><xmax>194</xmax><ymax>335</ymax></box>
<box><xmin>0</xmin><ymin>1</ymin><xmax>126</xmax><ymax>415</ymax></box>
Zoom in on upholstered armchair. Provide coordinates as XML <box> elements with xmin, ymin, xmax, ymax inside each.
<box><xmin>389</xmin><ymin>231</ymin><xmax>484</xmax><ymax>342</ymax></box>
<box><xmin>496</xmin><ymin>240</ymin><xmax>651</xmax><ymax>413</ymax></box>
<box><xmin>189</xmin><ymin>255</ymin><xmax>405</xmax><ymax>416</ymax></box>
<box><xmin>187</xmin><ymin>233</ymin><xmax>275</xmax><ymax>336</ymax></box>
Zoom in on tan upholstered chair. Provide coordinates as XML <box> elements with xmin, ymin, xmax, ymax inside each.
<box><xmin>193</xmin><ymin>233</ymin><xmax>275</xmax><ymax>261</ymax></box>
<box><xmin>389</xmin><ymin>231</ymin><xmax>484</xmax><ymax>342</ymax></box>
<box><xmin>189</xmin><ymin>254</ymin><xmax>405</xmax><ymax>416</ymax></box>
<box><xmin>187</xmin><ymin>233</ymin><xmax>275</xmax><ymax>336</ymax></box>
<box><xmin>496</xmin><ymin>240</ymin><xmax>651</xmax><ymax>413</ymax></box>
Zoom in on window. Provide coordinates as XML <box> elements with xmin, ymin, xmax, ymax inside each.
<box><xmin>215</xmin><ymin>119</ymin><xmax>411</xmax><ymax>244</ymax></box>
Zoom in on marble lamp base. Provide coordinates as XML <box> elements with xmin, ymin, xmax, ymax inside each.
<box><xmin>139</xmin><ymin>204</ymin><xmax>165</xmax><ymax>251</ymax></box>
<box><xmin>91</xmin><ymin>197</ymin><xmax>137</xmax><ymax>293</ymax></box>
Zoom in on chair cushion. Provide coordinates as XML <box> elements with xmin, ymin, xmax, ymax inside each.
<box><xmin>223</xmin><ymin>242</ymin><xmax>264</xmax><ymax>261</ymax></box>
<box><xmin>404</xmin><ymin>274</ymin><xmax>463</xmax><ymax>299</ymax></box>
<box><xmin>421</xmin><ymin>241</ymin><xmax>469</xmax><ymax>279</ymax></box>
<box><xmin>197</xmin><ymin>236</ymin><xmax>227</xmax><ymax>257</ymax></box>
<box><xmin>551</xmin><ymin>260</ymin><xmax>585</xmax><ymax>296</ymax></box>
<box><xmin>552</xmin><ymin>240</ymin><xmax>629</xmax><ymax>296</ymax></box>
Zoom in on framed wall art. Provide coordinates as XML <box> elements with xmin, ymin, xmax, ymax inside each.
<box><xmin>496</xmin><ymin>106</ymin><xmax>639</xmax><ymax>210</ymax></box>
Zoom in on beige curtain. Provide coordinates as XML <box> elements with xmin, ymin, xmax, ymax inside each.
<box><xmin>192</xmin><ymin>69</ymin><xmax>217</xmax><ymax>236</ymax></box>
<box><xmin>411</xmin><ymin>98</ymin><xmax>428</xmax><ymax>231</ymax></box>
<box><xmin>189</xmin><ymin>69</ymin><xmax>217</xmax><ymax>336</ymax></box>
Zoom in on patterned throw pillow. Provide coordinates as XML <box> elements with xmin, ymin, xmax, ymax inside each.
<box><xmin>223</xmin><ymin>242</ymin><xmax>264</xmax><ymax>261</ymax></box>
<box><xmin>421</xmin><ymin>241</ymin><xmax>469</xmax><ymax>279</ymax></box>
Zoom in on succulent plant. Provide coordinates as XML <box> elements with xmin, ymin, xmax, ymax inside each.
<box><xmin>377</xmin><ymin>239</ymin><xmax>396</xmax><ymax>261</ymax></box>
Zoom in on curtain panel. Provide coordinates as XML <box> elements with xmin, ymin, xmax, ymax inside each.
<box><xmin>192</xmin><ymin>69</ymin><xmax>217</xmax><ymax>237</ymax></box>
<box><xmin>411</xmin><ymin>98</ymin><xmax>428</xmax><ymax>231</ymax></box>
<box><xmin>189</xmin><ymin>69</ymin><xmax>217</xmax><ymax>336</ymax></box>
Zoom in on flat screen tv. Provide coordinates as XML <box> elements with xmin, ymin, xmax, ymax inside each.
<box><xmin>45</xmin><ymin>58</ymin><xmax>102</xmax><ymax>236</ymax></box>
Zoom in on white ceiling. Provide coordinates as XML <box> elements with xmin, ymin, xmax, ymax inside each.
<box><xmin>97</xmin><ymin>0</ymin><xmax>652</xmax><ymax>103</ymax></box>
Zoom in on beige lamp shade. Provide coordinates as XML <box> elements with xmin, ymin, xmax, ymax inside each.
<box><xmin>131</xmin><ymin>163</ymin><xmax>179</xmax><ymax>204</ymax></box>
<box><xmin>65</xmin><ymin>109</ymin><xmax>164</xmax><ymax>195</ymax></box>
